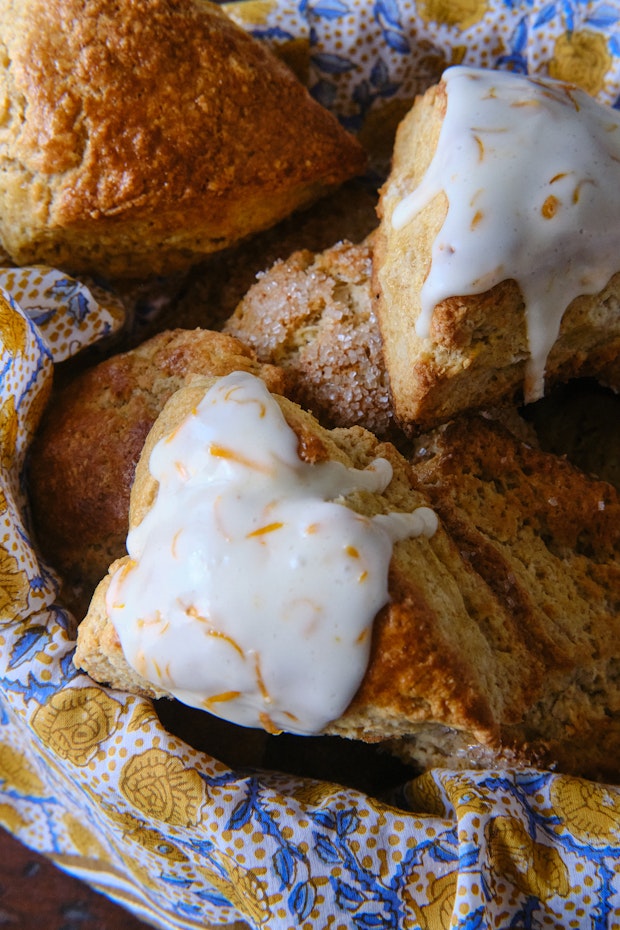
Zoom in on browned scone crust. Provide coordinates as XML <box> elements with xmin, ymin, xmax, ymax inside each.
<box><xmin>0</xmin><ymin>0</ymin><xmax>366</xmax><ymax>278</ymax></box>
<box><xmin>75</xmin><ymin>377</ymin><xmax>620</xmax><ymax>781</ymax></box>
<box><xmin>373</xmin><ymin>80</ymin><xmax>620</xmax><ymax>432</ymax></box>
<box><xmin>28</xmin><ymin>329</ymin><xmax>286</xmax><ymax>587</ymax></box>
<box><xmin>397</xmin><ymin>415</ymin><xmax>620</xmax><ymax>780</ymax></box>
<box><xmin>225</xmin><ymin>239</ymin><xmax>395</xmax><ymax>436</ymax></box>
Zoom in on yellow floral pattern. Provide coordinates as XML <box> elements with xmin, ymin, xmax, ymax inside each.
<box><xmin>0</xmin><ymin>743</ymin><xmax>45</xmax><ymax>796</ymax></box>
<box><xmin>0</xmin><ymin>396</ymin><xmax>18</xmax><ymax>473</ymax></box>
<box><xmin>418</xmin><ymin>0</ymin><xmax>488</xmax><ymax>31</ymax></box>
<box><xmin>31</xmin><ymin>687</ymin><xmax>122</xmax><ymax>765</ymax></box>
<box><xmin>63</xmin><ymin>813</ymin><xmax>111</xmax><ymax>861</ymax></box>
<box><xmin>0</xmin><ymin>802</ymin><xmax>28</xmax><ymax>833</ymax></box>
<box><xmin>406</xmin><ymin>871</ymin><xmax>458</xmax><ymax>930</ymax></box>
<box><xmin>551</xmin><ymin>775</ymin><xmax>620</xmax><ymax>844</ymax></box>
<box><xmin>0</xmin><ymin>293</ymin><xmax>28</xmax><ymax>357</ymax></box>
<box><xmin>0</xmin><ymin>542</ymin><xmax>30</xmax><ymax>619</ymax></box>
<box><xmin>549</xmin><ymin>30</ymin><xmax>612</xmax><ymax>97</ymax></box>
<box><xmin>197</xmin><ymin>856</ymin><xmax>273</xmax><ymax>927</ymax></box>
<box><xmin>119</xmin><ymin>748</ymin><xmax>205</xmax><ymax>826</ymax></box>
<box><xmin>108</xmin><ymin>807</ymin><xmax>189</xmax><ymax>862</ymax></box>
<box><xmin>487</xmin><ymin>815</ymin><xmax>570</xmax><ymax>900</ymax></box>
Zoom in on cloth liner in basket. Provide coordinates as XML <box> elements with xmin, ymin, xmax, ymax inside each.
<box><xmin>2</xmin><ymin>2</ymin><xmax>620</xmax><ymax>927</ymax></box>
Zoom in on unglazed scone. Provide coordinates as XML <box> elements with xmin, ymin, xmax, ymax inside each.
<box><xmin>28</xmin><ymin>329</ymin><xmax>286</xmax><ymax>587</ymax></box>
<box><xmin>74</xmin><ymin>373</ymin><xmax>620</xmax><ymax>781</ymax></box>
<box><xmin>0</xmin><ymin>0</ymin><xmax>366</xmax><ymax>278</ymax></box>
<box><xmin>225</xmin><ymin>238</ymin><xmax>395</xmax><ymax>436</ymax></box>
<box><xmin>400</xmin><ymin>414</ymin><xmax>620</xmax><ymax>780</ymax></box>
<box><xmin>374</xmin><ymin>66</ymin><xmax>620</xmax><ymax>432</ymax></box>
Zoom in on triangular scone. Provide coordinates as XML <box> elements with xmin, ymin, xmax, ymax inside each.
<box><xmin>0</xmin><ymin>0</ymin><xmax>366</xmax><ymax>278</ymax></box>
<box><xmin>75</xmin><ymin>375</ymin><xmax>620</xmax><ymax>780</ymax></box>
<box><xmin>374</xmin><ymin>68</ymin><xmax>620</xmax><ymax>432</ymax></box>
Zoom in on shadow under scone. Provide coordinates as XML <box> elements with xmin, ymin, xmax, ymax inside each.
<box><xmin>523</xmin><ymin>378</ymin><xmax>620</xmax><ymax>490</ymax></box>
<box><xmin>156</xmin><ymin>699</ymin><xmax>418</xmax><ymax>800</ymax></box>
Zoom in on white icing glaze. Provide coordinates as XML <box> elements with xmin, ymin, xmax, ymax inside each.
<box><xmin>391</xmin><ymin>65</ymin><xmax>620</xmax><ymax>401</ymax></box>
<box><xmin>106</xmin><ymin>371</ymin><xmax>438</xmax><ymax>735</ymax></box>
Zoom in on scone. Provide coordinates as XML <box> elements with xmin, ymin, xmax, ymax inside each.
<box><xmin>28</xmin><ymin>329</ymin><xmax>286</xmax><ymax>587</ymax></box>
<box><xmin>225</xmin><ymin>238</ymin><xmax>395</xmax><ymax>436</ymax></box>
<box><xmin>75</xmin><ymin>373</ymin><xmax>620</xmax><ymax>781</ymax></box>
<box><xmin>374</xmin><ymin>66</ymin><xmax>620</xmax><ymax>432</ymax></box>
<box><xmin>400</xmin><ymin>414</ymin><xmax>620</xmax><ymax>779</ymax></box>
<box><xmin>0</xmin><ymin>0</ymin><xmax>366</xmax><ymax>278</ymax></box>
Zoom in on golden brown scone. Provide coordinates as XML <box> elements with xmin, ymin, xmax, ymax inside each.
<box><xmin>0</xmin><ymin>0</ymin><xmax>366</xmax><ymax>278</ymax></box>
<box><xmin>374</xmin><ymin>79</ymin><xmax>620</xmax><ymax>432</ymax></box>
<box><xmin>75</xmin><ymin>376</ymin><xmax>620</xmax><ymax>781</ymax></box>
<box><xmin>398</xmin><ymin>415</ymin><xmax>620</xmax><ymax>780</ymax></box>
<box><xmin>28</xmin><ymin>329</ymin><xmax>286</xmax><ymax>587</ymax></box>
<box><xmin>224</xmin><ymin>238</ymin><xmax>395</xmax><ymax>436</ymax></box>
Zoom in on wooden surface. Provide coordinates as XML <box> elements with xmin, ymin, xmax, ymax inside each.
<box><xmin>0</xmin><ymin>827</ymin><xmax>153</xmax><ymax>929</ymax></box>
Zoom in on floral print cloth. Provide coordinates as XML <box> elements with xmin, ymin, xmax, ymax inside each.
<box><xmin>1</xmin><ymin>4</ymin><xmax>620</xmax><ymax>929</ymax></box>
<box><xmin>225</xmin><ymin>0</ymin><xmax>620</xmax><ymax>159</ymax></box>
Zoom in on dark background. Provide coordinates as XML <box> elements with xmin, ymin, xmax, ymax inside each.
<box><xmin>0</xmin><ymin>827</ymin><xmax>152</xmax><ymax>929</ymax></box>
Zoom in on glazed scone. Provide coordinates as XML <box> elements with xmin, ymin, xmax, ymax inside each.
<box><xmin>0</xmin><ymin>0</ymin><xmax>366</xmax><ymax>278</ymax></box>
<box><xmin>225</xmin><ymin>239</ymin><xmax>394</xmax><ymax>436</ymax></box>
<box><xmin>75</xmin><ymin>374</ymin><xmax>620</xmax><ymax>781</ymax></box>
<box><xmin>28</xmin><ymin>329</ymin><xmax>286</xmax><ymax>587</ymax></box>
<box><xmin>374</xmin><ymin>67</ymin><xmax>620</xmax><ymax>432</ymax></box>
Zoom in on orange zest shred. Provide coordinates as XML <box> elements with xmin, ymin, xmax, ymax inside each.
<box><xmin>209</xmin><ymin>443</ymin><xmax>272</xmax><ymax>473</ymax></box>
<box><xmin>206</xmin><ymin>628</ymin><xmax>245</xmax><ymax>657</ymax></box>
<box><xmin>164</xmin><ymin>421</ymin><xmax>185</xmax><ymax>445</ymax></box>
<box><xmin>203</xmin><ymin>691</ymin><xmax>241</xmax><ymax>708</ymax></box>
<box><xmin>185</xmin><ymin>605</ymin><xmax>244</xmax><ymax>657</ymax></box>
<box><xmin>246</xmin><ymin>521</ymin><xmax>284</xmax><ymax>538</ymax></box>
<box><xmin>135</xmin><ymin>649</ymin><xmax>148</xmax><ymax>677</ymax></box>
<box><xmin>223</xmin><ymin>385</ymin><xmax>267</xmax><ymax>418</ymax></box>
<box><xmin>254</xmin><ymin>653</ymin><xmax>271</xmax><ymax>703</ymax></box>
<box><xmin>259</xmin><ymin>712</ymin><xmax>282</xmax><ymax>735</ymax></box>
<box><xmin>175</xmin><ymin>460</ymin><xmax>189</xmax><ymax>480</ymax></box>
<box><xmin>541</xmin><ymin>195</ymin><xmax>559</xmax><ymax>219</ymax></box>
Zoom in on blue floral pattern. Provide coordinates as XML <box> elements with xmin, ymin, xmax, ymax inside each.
<box><xmin>226</xmin><ymin>0</ymin><xmax>620</xmax><ymax>143</ymax></box>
